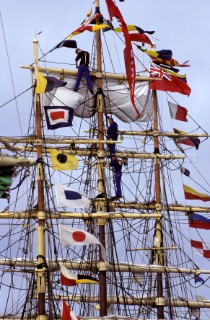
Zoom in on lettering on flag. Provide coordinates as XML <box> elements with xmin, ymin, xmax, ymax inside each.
<box><xmin>55</xmin><ymin>184</ymin><xmax>90</xmax><ymax>209</ymax></box>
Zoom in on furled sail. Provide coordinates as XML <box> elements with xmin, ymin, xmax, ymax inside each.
<box><xmin>44</xmin><ymin>76</ymin><xmax>153</xmax><ymax>122</ymax></box>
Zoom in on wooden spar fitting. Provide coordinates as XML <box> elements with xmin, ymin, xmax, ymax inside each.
<box><xmin>2</xmin><ymin>259</ymin><xmax>210</xmax><ymax>276</ymax></box>
<box><xmin>152</xmin><ymin>89</ymin><xmax>164</xmax><ymax>319</ymax></box>
<box><xmin>33</xmin><ymin>38</ymin><xmax>47</xmax><ymax>319</ymax></box>
<box><xmin>95</xmin><ymin>0</ymin><xmax>108</xmax><ymax>316</ymax></box>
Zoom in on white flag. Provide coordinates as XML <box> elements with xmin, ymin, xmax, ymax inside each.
<box><xmin>59</xmin><ymin>224</ymin><xmax>107</xmax><ymax>262</ymax></box>
<box><xmin>55</xmin><ymin>184</ymin><xmax>90</xmax><ymax>209</ymax></box>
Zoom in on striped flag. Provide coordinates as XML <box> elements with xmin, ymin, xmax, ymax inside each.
<box><xmin>168</xmin><ymin>101</ymin><xmax>188</xmax><ymax>122</ymax></box>
<box><xmin>189</xmin><ymin>213</ymin><xmax>210</xmax><ymax>229</ymax></box>
<box><xmin>60</xmin><ymin>263</ymin><xmax>99</xmax><ymax>286</ymax></box>
<box><xmin>184</xmin><ymin>185</ymin><xmax>210</xmax><ymax>202</ymax></box>
<box><xmin>191</xmin><ymin>240</ymin><xmax>210</xmax><ymax>258</ymax></box>
<box><xmin>174</xmin><ymin>129</ymin><xmax>200</xmax><ymax>149</ymax></box>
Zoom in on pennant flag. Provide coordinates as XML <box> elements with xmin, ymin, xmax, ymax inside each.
<box><xmin>180</xmin><ymin>166</ymin><xmax>190</xmax><ymax>177</ymax></box>
<box><xmin>191</xmin><ymin>239</ymin><xmax>210</xmax><ymax>258</ymax></box>
<box><xmin>35</xmin><ymin>72</ymin><xmax>67</xmax><ymax>94</ymax></box>
<box><xmin>174</xmin><ymin>128</ymin><xmax>200</xmax><ymax>149</ymax></box>
<box><xmin>141</xmin><ymin>48</ymin><xmax>190</xmax><ymax>67</ymax></box>
<box><xmin>59</xmin><ymin>224</ymin><xmax>107</xmax><ymax>262</ymax></box>
<box><xmin>105</xmin><ymin>0</ymin><xmax>139</xmax><ymax>117</ymax></box>
<box><xmin>114</xmin><ymin>25</ymin><xmax>154</xmax><ymax>46</ymax></box>
<box><xmin>194</xmin><ymin>275</ymin><xmax>205</xmax><ymax>284</ymax></box>
<box><xmin>55</xmin><ymin>184</ymin><xmax>91</xmax><ymax>209</ymax></box>
<box><xmin>60</xmin><ymin>263</ymin><xmax>99</xmax><ymax>286</ymax></box>
<box><xmin>114</xmin><ymin>25</ymin><xmax>155</xmax><ymax>35</ymax></box>
<box><xmin>189</xmin><ymin>213</ymin><xmax>210</xmax><ymax>229</ymax></box>
<box><xmin>168</xmin><ymin>101</ymin><xmax>188</xmax><ymax>122</ymax></box>
<box><xmin>62</xmin><ymin>300</ymin><xmax>80</xmax><ymax>320</ymax></box>
<box><xmin>149</xmin><ymin>63</ymin><xmax>191</xmax><ymax>96</ymax></box>
<box><xmin>0</xmin><ymin>166</ymin><xmax>15</xmax><ymax>198</ymax></box>
<box><xmin>50</xmin><ymin>150</ymin><xmax>78</xmax><ymax>170</ymax></box>
<box><xmin>184</xmin><ymin>185</ymin><xmax>210</xmax><ymax>202</ymax></box>
<box><xmin>55</xmin><ymin>40</ymin><xmax>77</xmax><ymax>49</ymax></box>
<box><xmin>129</xmin><ymin>33</ymin><xmax>153</xmax><ymax>46</ymax></box>
<box><xmin>44</xmin><ymin>106</ymin><xmax>73</xmax><ymax>130</ymax></box>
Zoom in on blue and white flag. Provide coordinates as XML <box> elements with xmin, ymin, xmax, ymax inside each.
<box><xmin>55</xmin><ymin>184</ymin><xmax>90</xmax><ymax>209</ymax></box>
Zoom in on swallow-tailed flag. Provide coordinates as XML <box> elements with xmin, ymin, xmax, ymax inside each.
<box><xmin>149</xmin><ymin>63</ymin><xmax>191</xmax><ymax>96</ymax></box>
<box><xmin>59</xmin><ymin>224</ymin><xmax>107</xmax><ymax>262</ymax></box>
<box><xmin>184</xmin><ymin>185</ymin><xmax>210</xmax><ymax>202</ymax></box>
<box><xmin>141</xmin><ymin>48</ymin><xmax>190</xmax><ymax>67</ymax></box>
<box><xmin>35</xmin><ymin>72</ymin><xmax>67</xmax><ymax>94</ymax></box>
<box><xmin>105</xmin><ymin>0</ymin><xmax>139</xmax><ymax>117</ymax></box>
<box><xmin>55</xmin><ymin>40</ymin><xmax>77</xmax><ymax>49</ymax></box>
<box><xmin>62</xmin><ymin>300</ymin><xmax>80</xmax><ymax>320</ymax></box>
<box><xmin>189</xmin><ymin>213</ymin><xmax>210</xmax><ymax>229</ymax></box>
<box><xmin>194</xmin><ymin>275</ymin><xmax>205</xmax><ymax>284</ymax></box>
<box><xmin>180</xmin><ymin>166</ymin><xmax>190</xmax><ymax>177</ymax></box>
<box><xmin>191</xmin><ymin>239</ymin><xmax>210</xmax><ymax>258</ymax></box>
<box><xmin>60</xmin><ymin>263</ymin><xmax>99</xmax><ymax>286</ymax></box>
<box><xmin>56</xmin><ymin>184</ymin><xmax>91</xmax><ymax>209</ymax></box>
<box><xmin>114</xmin><ymin>25</ymin><xmax>154</xmax><ymax>46</ymax></box>
<box><xmin>44</xmin><ymin>106</ymin><xmax>73</xmax><ymax>130</ymax></box>
<box><xmin>174</xmin><ymin>129</ymin><xmax>200</xmax><ymax>149</ymax></box>
<box><xmin>168</xmin><ymin>101</ymin><xmax>188</xmax><ymax>122</ymax></box>
<box><xmin>50</xmin><ymin>150</ymin><xmax>78</xmax><ymax>170</ymax></box>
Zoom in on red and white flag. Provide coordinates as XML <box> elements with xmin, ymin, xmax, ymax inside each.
<box><xmin>191</xmin><ymin>239</ymin><xmax>210</xmax><ymax>258</ymax></box>
<box><xmin>59</xmin><ymin>224</ymin><xmax>107</xmax><ymax>262</ymax></box>
<box><xmin>168</xmin><ymin>101</ymin><xmax>188</xmax><ymax>122</ymax></box>
<box><xmin>62</xmin><ymin>300</ymin><xmax>80</xmax><ymax>320</ymax></box>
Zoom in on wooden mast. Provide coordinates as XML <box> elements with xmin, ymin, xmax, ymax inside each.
<box><xmin>95</xmin><ymin>0</ymin><xmax>108</xmax><ymax>316</ymax></box>
<box><xmin>152</xmin><ymin>90</ymin><xmax>164</xmax><ymax>319</ymax></box>
<box><xmin>33</xmin><ymin>38</ymin><xmax>47</xmax><ymax>320</ymax></box>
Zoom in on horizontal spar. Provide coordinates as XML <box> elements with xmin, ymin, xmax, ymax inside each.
<box><xmin>0</xmin><ymin>211</ymin><xmax>162</xmax><ymax>219</ymax></box>
<box><xmin>21</xmin><ymin>65</ymin><xmax>161</xmax><ymax>82</ymax></box>
<box><xmin>0</xmin><ymin>145</ymin><xmax>185</xmax><ymax>160</ymax></box>
<box><xmin>53</xmin><ymin>295</ymin><xmax>210</xmax><ymax>308</ymax></box>
<box><xmin>1</xmin><ymin>260</ymin><xmax>210</xmax><ymax>276</ymax></box>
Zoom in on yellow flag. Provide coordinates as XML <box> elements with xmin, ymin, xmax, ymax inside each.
<box><xmin>50</xmin><ymin>149</ymin><xmax>78</xmax><ymax>170</ymax></box>
<box><xmin>35</xmin><ymin>71</ymin><xmax>47</xmax><ymax>94</ymax></box>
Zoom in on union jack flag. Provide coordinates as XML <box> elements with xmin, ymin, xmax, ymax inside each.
<box><xmin>149</xmin><ymin>63</ymin><xmax>171</xmax><ymax>81</ymax></box>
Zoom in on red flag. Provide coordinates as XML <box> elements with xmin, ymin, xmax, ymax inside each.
<box><xmin>105</xmin><ymin>0</ymin><xmax>139</xmax><ymax>116</ymax></box>
<box><xmin>191</xmin><ymin>240</ymin><xmax>210</xmax><ymax>258</ymax></box>
<box><xmin>149</xmin><ymin>63</ymin><xmax>191</xmax><ymax>96</ymax></box>
<box><xmin>168</xmin><ymin>101</ymin><xmax>188</xmax><ymax>122</ymax></box>
<box><xmin>130</xmin><ymin>33</ymin><xmax>153</xmax><ymax>46</ymax></box>
<box><xmin>184</xmin><ymin>185</ymin><xmax>210</xmax><ymax>202</ymax></box>
<box><xmin>62</xmin><ymin>300</ymin><xmax>80</xmax><ymax>320</ymax></box>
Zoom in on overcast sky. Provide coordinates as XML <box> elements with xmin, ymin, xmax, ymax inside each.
<box><xmin>1</xmin><ymin>0</ymin><xmax>210</xmax><ymax>307</ymax></box>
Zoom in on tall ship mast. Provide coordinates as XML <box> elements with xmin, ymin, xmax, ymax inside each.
<box><xmin>1</xmin><ymin>1</ymin><xmax>210</xmax><ymax>319</ymax></box>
